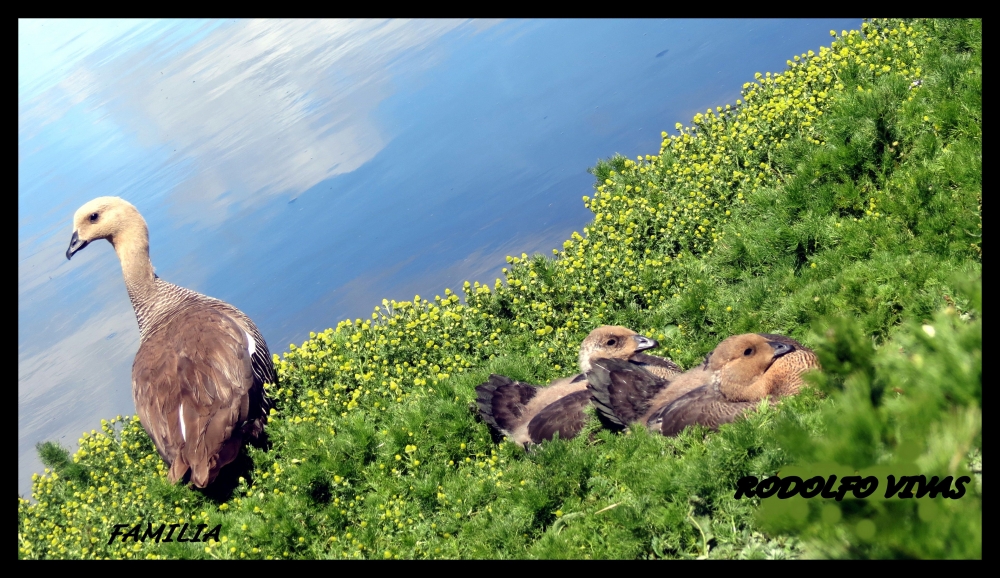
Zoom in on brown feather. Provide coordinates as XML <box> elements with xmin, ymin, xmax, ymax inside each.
<box><xmin>586</xmin><ymin>357</ymin><xmax>670</xmax><ymax>427</ymax></box>
<box><xmin>526</xmin><ymin>389</ymin><xmax>592</xmax><ymax>443</ymax></box>
<box><xmin>475</xmin><ymin>325</ymin><xmax>680</xmax><ymax>447</ymax></box>
<box><xmin>629</xmin><ymin>352</ymin><xmax>683</xmax><ymax>379</ymax></box>
<box><xmin>132</xmin><ymin>304</ymin><xmax>253</xmax><ymax>487</ymax></box>
<box><xmin>647</xmin><ymin>333</ymin><xmax>820</xmax><ymax>437</ymax></box>
<box><xmin>506</xmin><ymin>375</ymin><xmax>587</xmax><ymax>446</ymax></box>
<box><xmin>757</xmin><ymin>349</ymin><xmax>820</xmax><ymax>397</ymax></box>
<box><xmin>585</xmin><ymin>348</ymin><xmax>689</xmax><ymax>428</ymax></box>
<box><xmin>640</xmin><ymin>366</ymin><xmax>712</xmax><ymax>421</ymax></box>
<box><xmin>475</xmin><ymin>375</ymin><xmax>537</xmax><ymax>434</ymax></box>
<box><xmin>649</xmin><ymin>382</ymin><xmax>757</xmax><ymax>436</ymax></box>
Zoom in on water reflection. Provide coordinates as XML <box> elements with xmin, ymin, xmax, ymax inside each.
<box><xmin>18</xmin><ymin>18</ymin><xmax>860</xmax><ymax>496</ymax></box>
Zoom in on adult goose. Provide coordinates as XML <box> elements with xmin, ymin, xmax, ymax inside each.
<box><xmin>66</xmin><ymin>197</ymin><xmax>275</xmax><ymax>488</ymax></box>
<box><xmin>475</xmin><ymin>325</ymin><xmax>680</xmax><ymax>446</ymax></box>
<box><xmin>588</xmin><ymin>333</ymin><xmax>819</xmax><ymax>436</ymax></box>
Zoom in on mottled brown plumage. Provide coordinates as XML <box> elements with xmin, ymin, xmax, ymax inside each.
<box><xmin>649</xmin><ymin>333</ymin><xmax>819</xmax><ymax>436</ymax></box>
<box><xmin>66</xmin><ymin>197</ymin><xmax>274</xmax><ymax>488</ymax></box>
<box><xmin>475</xmin><ymin>326</ymin><xmax>680</xmax><ymax>447</ymax></box>
<box><xmin>587</xmin><ymin>352</ymin><xmax>709</xmax><ymax>428</ymax></box>
<box><xmin>588</xmin><ymin>333</ymin><xmax>819</xmax><ymax>437</ymax></box>
<box><xmin>587</xmin><ymin>359</ymin><xmax>657</xmax><ymax>428</ymax></box>
<box><xmin>526</xmin><ymin>389</ymin><xmax>593</xmax><ymax>444</ymax></box>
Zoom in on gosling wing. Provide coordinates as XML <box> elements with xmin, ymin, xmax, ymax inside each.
<box><xmin>647</xmin><ymin>384</ymin><xmax>757</xmax><ymax>437</ymax></box>
<box><xmin>526</xmin><ymin>389</ymin><xmax>593</xmax><ymax>443</ymax></box>
<box><xmin>475</xmin><ymin>375</ymin><xmax>538</xmax><ymax>436</ymax></box>
<box><xmin>587</xmin><ymin>357</ymin><xmax>671</xmax><ymax>428</ymax></box>
<box><xmin>628</xmin><ymin>352</ymin><xmax>683</xmax><ymax>380</ymax></box>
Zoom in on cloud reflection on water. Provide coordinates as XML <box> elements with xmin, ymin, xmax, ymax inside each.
<box><xmin>58</xmin><ymin>19</ymin><xmax>472</xmax><ymax>220</ymax></box>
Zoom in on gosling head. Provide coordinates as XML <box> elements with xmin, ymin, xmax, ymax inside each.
<box><xmin>578</xmin><ymin>325</ymin><xmax>659</xmax><ymax>372</ymax></box>
<box><xmin>707</xmin><ymin>333</ymin><xmax>797</xmax><ymax>401</ymax></box>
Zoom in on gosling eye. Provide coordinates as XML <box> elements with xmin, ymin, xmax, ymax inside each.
<box><xmin>606</xmin><ymin>338</ymin><xmax>617</xmax><ymax>346</ymax></box>
<box><xmin>743</xmin><ymin>347</ymin><xmax>753</xmax><ymax>356</ymax></box>
<box><xmin>89</xmin><ymin>212</ymin><xmax>99</xmax><ymax>223</ymax></box>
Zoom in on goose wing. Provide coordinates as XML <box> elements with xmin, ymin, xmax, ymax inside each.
<box><xmin>132</xmin><ymin>305</ymin><xmax>254</xmax><ymax>487</ymax></box>
<box><xmin>199</xmin><ymin>298</ymin><xmax>275</xmax><ymax>439</ymax></box>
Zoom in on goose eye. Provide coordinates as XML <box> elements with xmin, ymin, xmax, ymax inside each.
<box><xmin>89</xmin><ymin>212</ymin><xmax>99</xmax><ymax>223</ymax></box>
<box><xmin>607</xmin><ymin>338</ymin><xmax>617</xmax><ymax>346</ymax></box>
<box><xmin>744</xmin><ymin>348</ymin><xmax>753</xmax><ymax>356</ymax></box>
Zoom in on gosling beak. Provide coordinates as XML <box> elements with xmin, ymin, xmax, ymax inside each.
<box><xmin>66</xmin><ymin>231</ymin><xmax>88</xmax><ymax>260</ymax></box>
<box><xmin>632</xmin><ymin>334</ymin><xmax>659</xmax><ymax>352</ymax></box>
<box><xmin>767</xmin><ymin>341</ymin><xmax>795</xmax><ymax>359</ymax></box>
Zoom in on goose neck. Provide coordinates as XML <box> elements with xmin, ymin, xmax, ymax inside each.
<box><xmin>112</xmin><ymin>227</ymin><xmax>157</xmax><ymax>334</ymax></box>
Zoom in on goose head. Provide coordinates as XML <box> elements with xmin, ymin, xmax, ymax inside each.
<box><xmin>67</xmin><ymin>196</ymin><xmax>147</xmax><ymax>260</ymax></box>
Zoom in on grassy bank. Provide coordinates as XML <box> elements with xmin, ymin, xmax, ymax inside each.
<box><xmin>19</xmin><ymin>18</ymin><xmax>980</xmax><ymax>559</ymax></box>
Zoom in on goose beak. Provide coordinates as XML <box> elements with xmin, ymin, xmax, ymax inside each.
<box><xmin>767</xmin><ymin>341</ymin><xmax>795</xmax><ymax>359</ymax></box>
<box><xmin>66</xmin><ymin>231</ymin><xmax>88</xmax><ymax>260</ymax></box>
<box><xmin>632</xmin><ymin>334</ymin><xmax>659</xmax><ymax>352</ymax></box>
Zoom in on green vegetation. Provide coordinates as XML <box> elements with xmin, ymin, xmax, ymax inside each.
<box><xmin>19</xmin><ymin>18</ymin><xmax>980</xmax><ymax>559</ymax></box>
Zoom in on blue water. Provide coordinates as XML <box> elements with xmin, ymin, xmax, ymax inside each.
<box><xmin>18</xmin><ymin>18</ymin><xmax>860</xmax><ymax>496</ymax></box>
